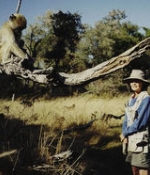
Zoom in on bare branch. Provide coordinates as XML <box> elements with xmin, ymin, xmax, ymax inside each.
<box><xmin>0</xmin><ymin>37</ymin><xmax>150</xmax><ymax>86</ymax></box>
<box><xmin>15</xmin><ymin>0</ymin><xmax>22</xmax><ymax>13</ymax></box>
<box><xmin>0</xmin><ymin>149</ymin><xmax>17</xmax><ymax>158</ymax></box>
<box><xmin>59</xmin><ymin>37</ymin><xmax>150</xmax><ymax>85</ymax></box>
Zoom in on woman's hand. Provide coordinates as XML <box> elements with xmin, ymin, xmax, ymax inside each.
<box><xmin>120</xmin><ymin>133</ymin><xmax>128</xmax><ymax>143</ymax></box>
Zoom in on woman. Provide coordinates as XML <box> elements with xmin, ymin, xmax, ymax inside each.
<box><xmin>120</xmin><ymin>69</ymin><xmax>150</xmax><ymax>175</ymax></box>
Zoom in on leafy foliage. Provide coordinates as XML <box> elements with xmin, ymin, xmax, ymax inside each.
<box><xmin>19</xmin><ymin>9</ymin><xmax>150</xmax><ymax>97</ymax></box>
<box><xmin>76</xmin><ymin>10</ymin><xmax>144</xmax><ymax>67</ymax></box>
<box><xmin>45</xmin><ymin>10</ymin><xmax>85</xmax><ymax>70</ymax></box>
<box><xmin>24</xmin><ymin>9</ymin><xmax>149</xmax><ymax>72</ymax></box>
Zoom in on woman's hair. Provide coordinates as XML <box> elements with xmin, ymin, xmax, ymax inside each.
<box><xmin>142</xmin><ymin>82</ymin><xmax>149</xmax><ymax>91</ymax></box>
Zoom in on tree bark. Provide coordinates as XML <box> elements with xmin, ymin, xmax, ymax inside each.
<box><xmin>1</xmin><ymin>37</ymin><xmax>150</xmax><ymax>86</ymax></box>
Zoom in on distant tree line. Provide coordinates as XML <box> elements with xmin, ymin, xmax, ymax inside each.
<box><xmin>1</xmin><ymin>9</ymin><xmax>150</xmax><ymax>98</ymax></box>
<box><xmin>24</xmin><ymin>9</ymin><xmax>150</xmax><ymax>73</ymax></box>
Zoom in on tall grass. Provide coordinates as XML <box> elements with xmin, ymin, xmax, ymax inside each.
<box><xmin>0</xmin><ymin>94</ymin><xmax>129</xmax><ymax>174</ymax></box>
<box><xmin>0</xmin><ymin>94</ymin><xmax>128</xmax><ymax>126</ymax></box>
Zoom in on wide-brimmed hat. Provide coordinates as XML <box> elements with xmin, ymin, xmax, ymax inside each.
<box><xmin>123</xmin><ymin>69</ymin><xmax>150</xmax><ymax>84</ymax></box>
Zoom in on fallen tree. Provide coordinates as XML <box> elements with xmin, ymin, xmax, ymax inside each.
<box><xmin>0</xmin><ymin>37</ymin><xmax>150</xmax><ymax>86</ymax></box>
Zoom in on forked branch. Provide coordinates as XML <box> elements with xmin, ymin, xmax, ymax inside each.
<box><xmin>0</xmin><ymin>37</ymin><xmax>150</xmax><ymax>86</ymax></box>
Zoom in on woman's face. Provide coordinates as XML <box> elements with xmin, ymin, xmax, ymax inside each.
<box><xmin>129</xmin><ymin>79</ymin><xmax>143</xmax><ymax>94</ymax></box>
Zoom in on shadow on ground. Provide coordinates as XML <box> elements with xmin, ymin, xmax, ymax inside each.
<box><xmin>0</xmin><ymin>113</ymin><xmax>132</xmax><ymax>175</ymax></box>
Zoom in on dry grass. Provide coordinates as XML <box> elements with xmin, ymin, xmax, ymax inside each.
<box><xmin>0</xmin><ymin>94</ymin><xmax>128</xmax><ymax>126</ymax></box>
<box><xmin>0</xmin><ymin>94</ymin><xmax>130</xmax><ymax>175</ymax></box>
<box><xmin>0</xmin><ymin>94</ymin><xmax>129</xmax><ymax>150</ymax></box>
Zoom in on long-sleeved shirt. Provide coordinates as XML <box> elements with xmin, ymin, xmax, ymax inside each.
<box><xmin>122</xmin><ymin>94</ymin><xmax>150</xmax><ymax>138</ymax></box>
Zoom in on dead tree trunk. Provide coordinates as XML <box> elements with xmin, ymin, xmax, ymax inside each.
<box><xmin>0</xmin><ymin>37</ymin><xmax>150</xmax><ymax>86</ymax></box>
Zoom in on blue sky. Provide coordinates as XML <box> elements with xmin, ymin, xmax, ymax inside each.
<box><xmin>0</xmin><ymin>0</ymin><xmax>150</xmax><ymax>28</ymax></box>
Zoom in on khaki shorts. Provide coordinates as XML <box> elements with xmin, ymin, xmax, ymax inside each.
<box><xmin>126</xmin><ymin>151</ymin><xmax>150</xmax><ymax>168</ymax></box>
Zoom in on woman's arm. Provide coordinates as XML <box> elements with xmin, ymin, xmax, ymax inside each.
<box><xmin>122</xmin><ymin>97</ymin><xmax>150</xmax><ymax>137</ymax></box>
